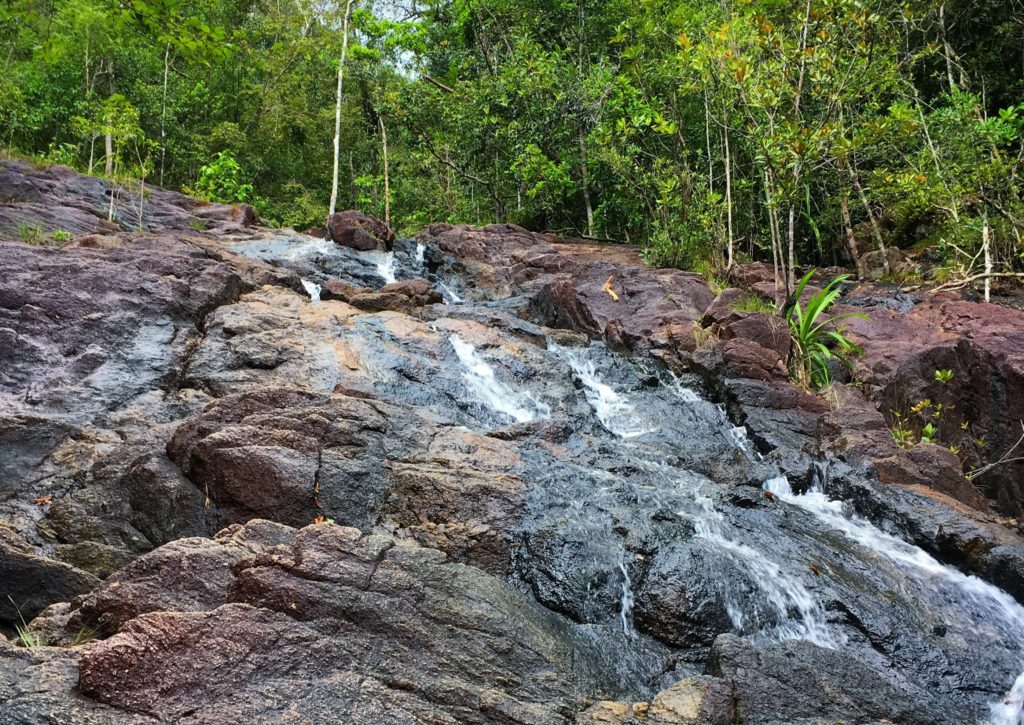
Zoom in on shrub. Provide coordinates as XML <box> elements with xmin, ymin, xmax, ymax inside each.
<box><xmin>787</xmin><ymin>270</ymin><xmax>866</xmax><ymax>389</ymax></box>
<box><xmin>192</xmin><ymin>151</ymin><xmax>254</xmax><ymax>204</ymax></box>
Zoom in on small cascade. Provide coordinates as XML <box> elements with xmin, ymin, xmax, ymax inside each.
<box><xmin>552</xmin><ymin>344</ymin><xmax>653</xmax><ymax>438</ymax></box>
<box><xmin>689</xmin><ymin>494</ymin><xmax>842</xmax><ymax>649</ymax></box>
<box><xmin>300</xmin><ymin>279</ymin><xmax>322</xmax><ymax>302</ymax></box>
<box><xmin>619</xmin><ymin>560</ymin><xmax>636</xmax><ymax>637</ymax></box>
<box><xmin>727</xmin><ymin>426</ymin><xmax>751</xmax><ymax>453</ymax></box>
<box><xmin>667</xmin><ymin>375</ymin><xmax>701</xmax><ymax>403</ymax></box>
<box><xmin>415</xmin><ymin>242</ymin><xmax>426</xmax><ymax>266</ymax></box>
<box><xmin>374</xmin><ymin>251</ymin><xmax>397</xmax><ymax>284</ymax></box>
<box><xmin>449</xmin><ymin>335</ymin><xmax>549</xmax><ymax>424</ymax></box>
<box><xmin>438</xmin><ymin>281</ymin><xmax>463</xmax><ymax>304</ymax></box>
<box><xmin>285</xmin><ymin>236</ymin><xmax>336</xmax><ymax>261</ymax></box>
<box><xmin>766</xmin><ymin>475</ymin><xmax>1024</xmax><ymax>722</ymax></box>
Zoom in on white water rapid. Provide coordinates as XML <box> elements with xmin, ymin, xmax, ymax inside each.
<box><xmin>300</xmin><ymin>279</ymin><xmax>322</xmax><ymax>302</ymax></box>
<box><xmin>763</xmin><ymin>475</ymin><xmax>1024</xmax><ymax>724</ymax></box>
<box><xmin>552</xmin><ymin>344</ymin><xmax>653</xmax><ymax>438</ymax></box>
<box><xmin>449</xmin><ymin>335</ymin><xmax>550</xmax><ymax>424</ymax></box>
<box><xmin>374</xmin><ymin>251</ymin><xmax>397</xmax><ymax>284</ymax></box>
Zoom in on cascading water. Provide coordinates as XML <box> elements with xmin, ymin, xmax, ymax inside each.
<box><xmin>374</xmin><ymin>251</ymin><xmax>397</xmax><ymax>284</ymax></box>
<box><xmin>765</xmin><ymin>475</ymin><xmax>1024</xmax><ymax>723</ymax></box>
<box><xmin>300</xmin><ymin>279</ymin><xmax>322</xmax><ymax>302</ymax></box>
<box><xmin>552</xmin><ymin>343</ymin><xmax>653</xmax><ymax>438</ymax></box>
<box><xmin>619</xmin><ymin>560</ymin><xmax>636</xmax><ymax>637</ymax></box>
<box><xmin>689</xmin><ymin>493</ymin><xmax>842</xmax><ymax>648</ymax></box>
<box><xmin>438</xmin><ymin>281</ymin><xmax>463</xmax><ymax>304</ymax></box>
<box><xmin>449</xmin><ymin>335</ymin><xmax>550</xmax><ymax>424</ymax></box>
<box><xmin>415</xmin><ymin>242</ymin><xmax>426</xmax><ymax>266</ymax></box>
<box><xmin>225</xmin><ymin>232</ymin><xmax>1024</xmax><ymax>721</ymax></box>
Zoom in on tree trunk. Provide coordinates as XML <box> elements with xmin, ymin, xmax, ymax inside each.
<box><xmin>379</xmin><ymin>114</ymin><xmax>390</xmax><ymax>229</ymax></box>
<box><xmin>983</xmin><ymin>210</ymin><xmax>992</xmax><ymax>302</ymax></box>
<box><xmin>104</xmin><ymin>132</ymin><xmax>113</xmax><ymax>176</ymax></box>
<box><xmin>763</xmin><ymin>167</ymin><xmax>785</xmax><ymax>304</ymax></box>
<box><xmin>159</xmin><ymin>43</ymin><xmax>170</xmax><ymax>187</ymax></box>
<box><xmin>723</xmin><ymin>126</ymin><xmax>734</xmax><ymax>271</ymax></box>
<box><xmin>786</xmin><ymin>201</ymin><xmax>797</xmax><ymax>292</ymax></box>
<box><xmin>839</xmin><ymin>188</ymin><xmax>865</xmax><ymax>279</ymax></box>
<box><xmin>851</xmin><ymin>166</ymin><xmax>890</xmax><ymax>277</ymax></box>
<box><xmin>939</xmin><ymin>3</ymin><xmax>958</xmax><ymax>95</ymax></box>
<box><xmin>328</xmin><ymin>0</ymin><xmax>356</xmax><ymax>218</ymax></box>
<box><xmin>703</xmin><ymin>89</ymin><xmax>714</xmax><ymax>195</ymax></box>
<box><xmin>579</xmin><ymin>132</ymin><xmax>594</xmax><ymax>237</ymax></box>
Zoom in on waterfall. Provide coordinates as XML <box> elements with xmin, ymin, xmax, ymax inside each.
<box><xmin>765</xmin><ymin>476</ymin><xmax>1024</xmax><ymax>723</ymax></box>
<box><xmin>727</xmin><ymin>425</ymin><xmax>751</xmax><ymax>453</ymax></box>
<box><xmin>300</xmin><ymin>279</ymin><xmax>322</xmax><ymax>302</ymax></box>
<box><xmin>415</xmin><ymin>242</ymin><xmax>426</xmax><ymax>266</ymax></box>
<box><xmin>619</xmin><ymin>560</ymin><xmax>636</xmax><ymax>637</ymax></box>
<box><xmin>374</xmin><ymin>251</ymin><xmax>397</xmax><ymax>284</ymax></box>
<box><xmin>552</xmin><ymin>344</ymin><xmax>653</xmax><ymax>438</ymax></box>
<box><xmin>286</xmin><ymin>236</ymin><xmax>335</xmax><ymax>261</ymax></box>
<box><xmin>449</xmin><ymin>335</ymin><xmax>549</xmax><ymax>424</ymax></box>
<box><xmin>438</xmin><ymin>281</ymin><xmax>463</xmax><ymax>304</ymax></box>
<box><xmin>689</xmin><ymin>494</ymin><xmax>842</xmax><ymax>649</ymax></box>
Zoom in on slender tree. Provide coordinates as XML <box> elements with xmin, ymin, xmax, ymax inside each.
<box><xmin>329</xmin><ymin>0</ymin><xmax>356</xmax><ymax>218</ymax></box>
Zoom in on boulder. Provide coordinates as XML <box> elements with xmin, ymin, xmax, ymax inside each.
<box><xmin>326</xmin><ymin>210</ymin><xmax>394</xmax><ymax>251</ymax></box>
<box><xmin>76</xmin><ymin>525</ymin><xmax>665</xmax><ymax>723</ymax></box>
<box><xmin>843</xmin><ymin>294</ymin><xmax>1024</xmax><ymax>516</ymax></box>
<box><xmin>75</xmin><ymin>520</ymin><xmax>296</xmax><ymax>635</ymax></box>
<box><xmin>0</xmin><ymin>526</ymin><xmax>98</xmax><ymax>625</ymax></box>
<box><xmin>707</xmin><ymin>633</ymin><xmax>959</xmax><ymax>724</ymax></box>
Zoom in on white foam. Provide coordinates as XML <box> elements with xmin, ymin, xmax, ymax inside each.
<box><xmin>300</xmin><ymin>279</ymin><xmax>322</xmax><ymax>302</ymax></box>
<box><xmin>553</xmin><ymin>345</ymin><xmax>654</xmax><ymax>438</ymax></box>
<box><xmin>765</xmin><ymin>475</ymin><xmax>1024</xmax><ymax>722</ymax></box>
<box><xmin>449</xmin><ymin>335</ymin><xmax>549</xmax><ymax>424</ymax></box>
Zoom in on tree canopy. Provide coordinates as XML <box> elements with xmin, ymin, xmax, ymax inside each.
<box><xmin>3</xmin><ymin>0</ymin><xmax>1023</xmax><ymax>290</ymax></box>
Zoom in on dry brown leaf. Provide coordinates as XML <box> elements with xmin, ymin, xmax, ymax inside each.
<box><xmin>33</xmin><ymin>495</ymin><xmax>54</xmax><ymax>506</ymax></box>
<box><xmin>602</xmin><ymin>276</ymin><xmax>620</xmax><ymax>302</ymax></box>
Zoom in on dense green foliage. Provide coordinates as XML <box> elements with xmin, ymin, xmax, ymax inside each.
<box><xmin>2</xmin><ymin>0</ymin><xmax>1023</xmax><ymax>288</ymax></box>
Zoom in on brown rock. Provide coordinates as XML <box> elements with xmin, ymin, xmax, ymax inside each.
<box><xmin>843</xmin><ymin>293</ymin><xmax>1024</xmax><ymax>515</ymax></box>
<box><xmin>876</xmin><ymin>444</ymin><xmax>989</xmax><ymax>512</ymax></box>
<box><xmin>76</xmin><ymin>525</ymin><xmax>645</xmax><ymax>723</ymax></box>
<box><xmin>719</xmin><ymin>312</ymin><xmax>791</xmax><ymax>360</ymax></box>
<box><xmin>701</xmin><ymin>288</ymin><xmax>747</xmax><ymax>326</ymax></box>
<box><xmin>326</xmin><ymin>210</ymin><xmax>394</xmax><ymax>251</ymax></box>
<box><xmin>321</xmin><ymin>278</ymin><xmax>370</xmax><ymax>302</ymax></box>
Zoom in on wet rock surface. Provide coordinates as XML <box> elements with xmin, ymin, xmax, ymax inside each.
<box><xmin>3</xmin><ymin>160</ymin><xmax>1024</xmax><ymax>724</ymax></box>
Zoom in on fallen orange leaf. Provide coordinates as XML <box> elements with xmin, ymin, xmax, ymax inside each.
<box><xmin>33</xmin><ymin>495</ymin><xmax>53</xmax><ymax>506</ymax></box>
<box><xmin>602</xmin><ymin>276</ymin><xmax>620</xmax><ymax>302</ymax></box>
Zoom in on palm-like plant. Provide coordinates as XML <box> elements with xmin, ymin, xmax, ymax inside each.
<box><xmin>787</xmin><ymin>270</ymin><xmax>867</xmax><ymax>389</ymax></box>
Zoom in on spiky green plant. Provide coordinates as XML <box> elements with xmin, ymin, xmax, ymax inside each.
<box><xmin>787</xmin><ymin>270</ymin><xmax>867</xmax><ymax>389</ymax></box>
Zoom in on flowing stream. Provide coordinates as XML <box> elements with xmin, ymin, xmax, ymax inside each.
<box><xmin>449</xmin><ymin>334</ymin><xmax>550</xmax><ymax>424</ymax></box>
<box><xmin>229</xmin><ymin>232</ymin><xmax>1024</xmax><ymax>723</ymax></box>
<box><xmin>300</xmin><ymin>278</ymin><xmax>321</xmax><ymax>302</ymax></box>
<box><xmin>765</xmin><ymin>475</ymin><xmax>1024</xmax><ymax>723</ymax></box>
<box><xmin>374</xmin><ymin>251</ymin><xmax>397</xmax><ymax>284</ymax></box>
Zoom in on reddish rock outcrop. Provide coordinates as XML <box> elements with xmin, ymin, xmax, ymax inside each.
<box><xmin>419</xmin><ymin>223</ymin><xmax>714</xmax><ymax>353</ymax></box>
<box><xmin>842</xmin><ymin>295</ymin><xmax>1024</xmax><ymax>516</ymax></box>
<box><xmin>326</xmin><ymin>210</ymin><xmax>394</xmax><ymax>251</ymax></box>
